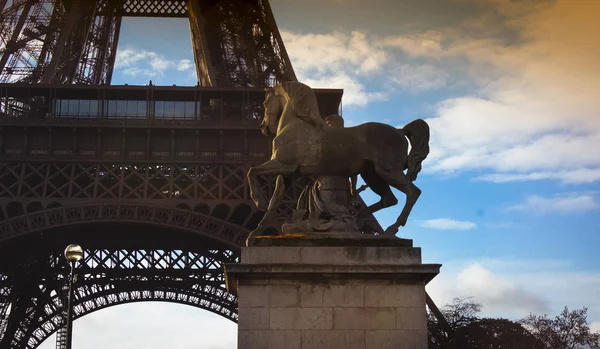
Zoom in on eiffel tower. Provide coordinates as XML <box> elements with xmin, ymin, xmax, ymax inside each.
<box><xmin>0</xmin><ymin>1</ymin><xmax>387</xmax><ymax>348</ymax></box>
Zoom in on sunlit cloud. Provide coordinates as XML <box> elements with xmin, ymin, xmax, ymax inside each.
<box><xmin>388</xmin><ymin>63</ymin><xmax>448</xmax><ymax>93</ymax></box>
<box><xmin>283</xmin><ymin>0</ymin><xmax>600</xmax><ymax>183</ymax></box>
<box><xmin>281</xmin><ymin>30</ymin><xmax>389</xmax><ymax>106</ymax></box>
<box><xmin>407</xmin><ymin>0</ymin><xmax>600</xmax><ymax>184</ymax></box>
<box><xmin>381</xmin><ymin>31</ymin><xmax>444</xmax><ymax>57</ymax></box>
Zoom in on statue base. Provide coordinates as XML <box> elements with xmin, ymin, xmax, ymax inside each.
<box><xmin>282</xmin><ymin>217</ymin><xmax>359</xmax><ymax>235</ymax></box>
<box><xmin>225</xmin><ymin>234</ymin><xmax>441</xmax><ymax>349</ymax></box>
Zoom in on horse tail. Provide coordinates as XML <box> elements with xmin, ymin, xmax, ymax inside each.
<box><xmin>401</xmin><ymin>119</ymin><xmax>430</xmax><ymax>182</ymax></box>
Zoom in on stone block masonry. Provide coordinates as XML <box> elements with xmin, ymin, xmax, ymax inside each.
<box><xmin>225</xmin><ymin>235</ymin><xmax>441</xmax><ymax>349</ymax></box>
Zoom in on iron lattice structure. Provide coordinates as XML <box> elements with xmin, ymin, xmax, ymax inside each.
<box><xmin>1</xmin><ymin>242</ymin><xmax>239</xmax><ymax>348</ymax></box>
<box><xmin>0</xmin><ymin>0</ymin><xmax>295</xmax><ymax>86</ymax></box>
<box><xmin>0</xmin><ymin>1</ymin><xmax>386</xmax><ymax>348</ymax></box>
<box><xmin>0</xmin><ymin>79</ymin><xmax>381</xmax><ymax>349</ymax></box>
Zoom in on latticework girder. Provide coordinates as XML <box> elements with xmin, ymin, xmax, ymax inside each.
<box><xmin>0</xmin><ymin>1</ymin><xmax>391</xmax><ymax>347</ymax></box>
<box><xmin>0</xmin><ymin>0</ymin><xmax>117</xmax><ymax>84</ymax></box>
<box><xmin>187</xmin><ymin>0</ymin><xmax>296</xmax><ymax>87</ymax></box>
<box><xmin>0</xmin><ymin>246</ymin><xmax>239</xmax><ymax>348</ymax></box>
<box><xmin>1</xmin><ymin>0</ymin><xmax>295</xmax><ymax>87</ymax></box>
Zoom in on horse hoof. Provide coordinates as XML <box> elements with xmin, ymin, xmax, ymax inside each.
<box><xmin>245</xmin><ymin>230</ymin><xmax>258</xmax><ymax>246</ymax></box>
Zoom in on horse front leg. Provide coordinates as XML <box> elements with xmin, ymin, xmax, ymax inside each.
<box><xmin>246</xmin><ymin>160</ymin><xmax>296</xmax><ymax>244</ymax></box>
<box><xmin>248</xmin><ymin>160</ymin><xmax>286</xmax><ymax>210</ymax></box>
<box><xmin>249</xmin><ymin>175</ymin><xmax>286</xmax><ymax>239</ymax></box>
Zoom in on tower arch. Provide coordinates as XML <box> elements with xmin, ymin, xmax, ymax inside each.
<box><xmin>0</xmin><ymin>204</ymin><xmax>248</xmax><ymax>348</ymax></box>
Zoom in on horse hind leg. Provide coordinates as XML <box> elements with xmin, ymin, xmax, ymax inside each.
<box><xmin>382</xmin><ymin>172</ymin><xmax>421</xmax><ymax>236</ymax></box>
<box><xmin>357</xmin><ymin>170</ymin><xmax>398</xmax><ymax>219</ymax></box>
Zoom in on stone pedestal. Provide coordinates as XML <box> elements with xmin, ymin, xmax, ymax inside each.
<box><xmin>225</xmin><ymin>234</ymin><xmax>440</xmax><ymax>349</ymax></box>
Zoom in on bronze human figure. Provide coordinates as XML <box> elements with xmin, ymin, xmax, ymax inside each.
<box><xmin>246</xmin><ymin>81</ymin><xmax>430</xmax><ymax>243</ymax></box>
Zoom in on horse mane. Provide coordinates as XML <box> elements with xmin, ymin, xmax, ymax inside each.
<box><xmin>275</xmin><ymin>82</ymin><xmax>327</xmax><ymax>129</ymax></box>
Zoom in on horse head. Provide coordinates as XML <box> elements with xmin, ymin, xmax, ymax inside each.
<box><xmin>261</xmin><ymin>88</ymin><xmax>281</xmax><ymax>136</ymax></box>
<box><xmin>283</xmin><ymin>81</ymin><xmax>326</xmax><ymax>129</ymax></box>
<box><xmin>261</xmin><ymin>82</ymin><xmax>326</xmax><ymax>137</ymax></box>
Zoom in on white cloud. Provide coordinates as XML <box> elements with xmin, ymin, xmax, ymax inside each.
<box><xmin>507</xmin><ymin>194</ymin><xmax>599</xmax><ymax>214</ymax></box>
<box><xmin>476</xmin><ymin>168</ymin><xmax>600</xmax><ymax>184</ymax></box>
<box><xmin>301</xmin><ymin>72</ymin><xmax>387</xmax><ymax>107</ymax></box>
<box><xmin>283</xmin><ymin>1</ymin><xmax>599</xmax><ymax>184</ymax></box>
<box><xmin>381</xmin><ymin>31</ymin><xmax>444</xmax><ymax>57</ymax></box>
<box><xmin>282</xmin><ymin>30</ymin><xmax>388</xmax><ymax>76</ymax></box>
<box><xmin>591</xmin><ymin>321</ymin><xmax>600</xmax><ymax>334</ymax></box>
<box><xmin>282</xmin><ymin>30</ymin><xmax>455</xmax><ymax>106</ymax></box>
<box><xmin>420</xmin><ymin>218</ymin><xmax>477</xmax><ymax>230</ymax></box>
<box><xmin>390</xmin><ymin>0</ymin><xmax>600</xmax><ymax>184</ymax></box>
<box><xmin>149</xmin><ymin>56</ymin><xmax>175</xmax><ymax>72</ymax></box>
<box><xmin>388</xmin><ymin>64</ymin><xmax>448</xmax><ymax>92</ymax></box>
<box><xmin>426</xmin><ymin>258</ymin><xmax>600</xmax><ymax>322</ymax></box>
<box><xmin>115</xmin><ymin>46</ymin><xmax>185</xmax><ymax>78</ymax></box>
<box><xmin>426</xmin><ymin>262</ymin><xmax>548</xmax><ymax>318</ymax></box>
<box><xmin>177</xmin><ymin>59</ymin><xmax>193</xmax><ymax>72</ymax></box>
<box><xmin>457</xmin><ymin>264</ymin><xmax>549</xmax><ymax>314</ymax></box>
<box><xmin>281</xmin><ymin>30</ymin><xmax>388</xmax><ymax>106</ymax></box>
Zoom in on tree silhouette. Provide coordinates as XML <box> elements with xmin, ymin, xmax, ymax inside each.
<box><xmin>453</xmin><ymin>318</ymin><xmax>544</xmax><ymax>349</ymax></box>
<box><xmin>520</xmin><ymin>306</ymin><xmax>600</xmax><ymax>349</ymax></box>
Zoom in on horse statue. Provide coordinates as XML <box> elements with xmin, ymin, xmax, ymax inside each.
<box><xmin>246</xmin><ymin>81</ymin><xmax>430</xmax><ymax>243</ymax></box>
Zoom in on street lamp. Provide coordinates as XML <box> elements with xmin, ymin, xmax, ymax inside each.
<box><xmin>64</xmin><ymin>244</ymin><xmax>83</xmax><ymax>349</ymax></box>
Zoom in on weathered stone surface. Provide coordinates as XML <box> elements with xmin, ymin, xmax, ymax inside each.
<box><xmin>241</xmin><ymin>246</ymin><xmax>421</xmax><ymax>265</ymax></box>
<box><xmin>270</xmin><ymin>308</ymin><xmax>333</xmax><ymax>330</ymax></box>
<box><xmin>396</xmin><ymin>307</ymin><xmax>428</xmax><ymax>330</ymax></box>
<box><xmin>300</xmin><ymin>284</ymin><xmax>364</xmax><ymax>307</ymax></box>
<box><xmin>239</xmin><ymin>330</ymin><xmax>301</xmax><ymax>349</ymax></box>
<box><xmin>231</xmin><ymin>242</ymin><xmax>440</xmax><ymax>349</ymax></box>
<box><xmin>365</xmin><ymin>330</ymin><xmax>428</xmax><ymax>349</ymax></box>
<box><xmin>238</xmin><ymin>308</ymin><xmax>269</xmax><ymax>329</ymax></box>
<box><xmin>333</xmin><ymin>308</ymin><xmax>396</xmax><ymax>330</ymax></box>
<box><xmin>269</xmin><ymin>285</ymin><xmax>300</xmax><ymax>307</ymax></box>
<box><xmin>364</xmin><ymin>285</ymin><xmax>426</xmax><ymax>308</ymax></box>
<box><xmin>241</xmin><ymin>246</ymin><xmax>302</xmax><ymax>264</ymax></box>
<box><xmin>301</xmin><ymin>330</ymin><xmax>365</xmax><ymax>349</ymax></box>
<box><xmin>238</xmin><ymin>285</ymin><xmax>269</xmax><ymax>308</ymax></box>
<box><xmin>300</xmin><ymin>246</ymin><xmax>421</xmax><ymax>265</ymax></box>
<box><xmin>249</xmin><ymin>234</ymin><xmax>413</xmax><ymax>247</ymax></box>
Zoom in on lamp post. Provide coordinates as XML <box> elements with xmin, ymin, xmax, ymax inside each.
<box><xmin>64</xmin><ymin>244</ymin><xmax>83</xmax><ymax>349</ymax></box>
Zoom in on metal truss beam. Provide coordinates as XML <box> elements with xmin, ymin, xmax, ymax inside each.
<box><xmin>0</xmin><ymin>203</ymin><xmax>251</xmax><ymax>247</ymax></box>
<box><xmin>1</xmin><ymin>0</ymin><xmax>295</xmax><ymax>87</ymax></box>
<box><xmin>0</xmin><ymin>161</ymin><xmax>381</xmax><ymax>236</ymax></box>
<box><xmin>187</xmin><ymin>0</ymin><xmax>296</xmax><ymax>87</ymax></box>
<box><xmin>0</xmin><ymin>247</ymin><xmax>238</xmax><ymax>349</ymax></box>
<box><xmin>98</xmin><ymin>0</ymin><xmax>187</xmax><ymax>18</ymax></box>
<box><xmin>0</xmin><ymin>0</ymin><xmax>111</xmax><ymax>84</ymax></box>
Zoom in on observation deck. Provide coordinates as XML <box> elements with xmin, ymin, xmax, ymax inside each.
<box><xmin>0</xmin><ymin>84</ymin><xmax>343</xmax><ymax>164</ymax></box>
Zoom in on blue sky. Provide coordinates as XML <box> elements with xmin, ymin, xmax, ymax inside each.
<box><xmin>39</xmin><ymin>0</ymin><xmax>600</xmax><ymax>347</ymax></box>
